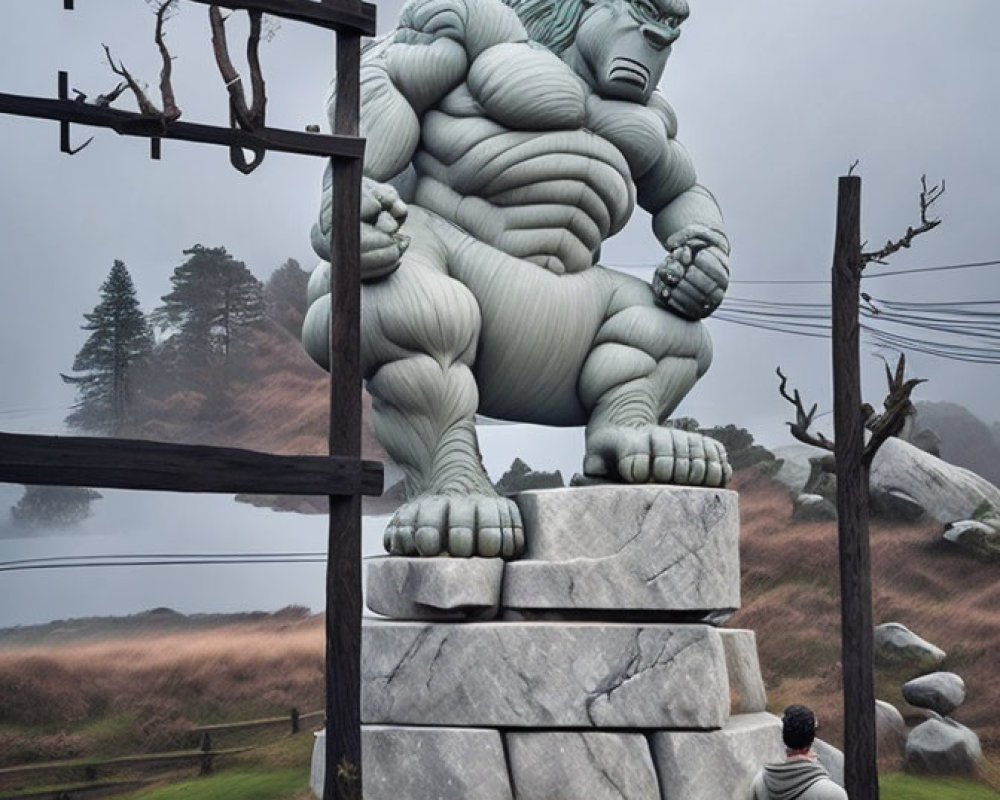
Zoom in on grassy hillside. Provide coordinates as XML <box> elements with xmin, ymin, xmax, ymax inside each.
<box><xmin>730</xmin><ymin>467</ymin><xmax>1000</xmax><ymax>764</ymax></box>
<box><xmin>2</xmin><ymin>468</ymin><xmax>998</xmax><ymax>794</ymax></box>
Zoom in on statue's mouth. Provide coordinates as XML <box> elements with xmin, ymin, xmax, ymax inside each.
<box><xmin>608</xmin><ymin>58</ymin><xmax>650</xmax><ymax>92</ymax></box>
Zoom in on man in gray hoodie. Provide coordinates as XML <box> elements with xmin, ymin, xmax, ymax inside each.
<box><xmin>752</xmin><ymin>705</ymin><xmax>848</xmax><ymax>800</ymax></box>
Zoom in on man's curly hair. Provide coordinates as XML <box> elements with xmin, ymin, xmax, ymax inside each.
<box><xmin>782</xmin><ymin>705</ymin><xmax>817</xmax><ymax>751</ymax></box>
<box><xmin>501</xmin><ymin>0</ymin><xmax>592</xmax><ymax>54</ymax></box>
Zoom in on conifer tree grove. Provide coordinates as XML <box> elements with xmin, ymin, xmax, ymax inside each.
<box><xmin>154</xmin><ymin>244</ymin><xmax>265</xmax><ymax>363</ymax></box>
<box><xmin>62</xmin><ymin>260</ymin><xmax>152</xmax><ymax>434</ymax></box>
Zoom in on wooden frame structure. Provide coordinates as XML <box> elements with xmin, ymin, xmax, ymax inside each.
<box><xmin>0</xmin><ymin>2</ymin><xmax>377</xmax><ymax>799</ymax></box>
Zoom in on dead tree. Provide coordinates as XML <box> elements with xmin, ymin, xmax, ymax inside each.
<box><xmin>776</xmin><ymin>174</ymin><xmax>941</xmax><ymax>800</ymax></box>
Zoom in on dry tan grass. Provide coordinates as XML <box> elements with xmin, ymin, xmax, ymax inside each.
<box><xmin>730</xmin><ymin>468</ymin><xmax>1000</xmax><ymax>761</ymax></box>
<box><xmin>0</xmin><ymin>616</ymin><xmax>325</xmax><ymax>765</ymax></box>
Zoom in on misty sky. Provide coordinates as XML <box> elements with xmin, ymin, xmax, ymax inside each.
<box><xmin>1</xmin><ymin>1</ymin><xmax>999</xmax><ymax>624</ymax></box>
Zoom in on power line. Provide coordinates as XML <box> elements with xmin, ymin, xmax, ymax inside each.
<box><xmin>0</xmin><ymin>556</ymin><xmax>328</xmax><ymax>573</ymax></box>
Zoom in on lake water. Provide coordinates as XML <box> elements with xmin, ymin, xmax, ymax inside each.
<box><xmin>0</xmin><ymin>483</ymin><xmax>390</xmax><ymax>629</ymax></box>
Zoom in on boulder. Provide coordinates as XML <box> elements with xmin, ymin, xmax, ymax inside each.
<box><xmin>812</xmin><ymin>738</ymin><xmax>845</xmax><ymax>787</ymax></box>
<box><xmin>875</xmin><ymin>700</ymin><xmax>907</xmax><ymax>761</ymax></box>
<box><xmin>365</xmin><ymin>556</ymin><xmax>503</xmax><ymax>620</ymax></box>
<box><xmin>650</xmin><ymin>713</ymin><xmax>785</xmax><ymax>800</ymax></box>
<box><xmin>905</xmin><ymin>717</ymin><xmax>983</xmax><ymax>776</ymax></box>
<box><xmin>873</xmin><ymin>622</ymin><xmax>945</xmax><ymax>674</ymax></box>
<box><xmin>792</xmin><ymin>493</ymin><xmax>837</xmax><ymax>522</ymax></box>
<box><xmin>902</xmin><ymin>672</ymin><xmax>966</xmax><ymax>717</ymax></box>
<box><xmin>507</xmin><ymin>731</ymin><xmax>660</xmax><ymax>800</ymax></box>
<box><xmin>870</xmin><ymin>438</ymin><xmax>1000</xmax><ymax>524</ymax></box>
<box><xmin>868</xmin><ymin>488</ymin><xmax>927</xmax><ymax>523</ymax></box>
<box><xmin>943</xmin><ymin>519</ymin><xmax>1000</xmax><ymax>562</ymax></box>
<box><xmin>362</xmin><ymin>620</ymin><xmax>730</xmax><ymax>729</ymax></box>
<box><xmin>503</xmin><ymin>486</ymin><xmax>740</xmax><ymax>614</ymax></box>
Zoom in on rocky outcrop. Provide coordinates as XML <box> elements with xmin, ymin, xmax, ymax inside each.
<box><xmin>943</xmin><ymin>518</ymin><xmax>1000</xmax><ymax>562</ymax></box>
<box><xmin>870</xmin><ymin>438</ymin><xmax>1000</xmax><ymax>524</ymax></box>
<box><xmin>874</xmin><ymin>623</ymin><xmax>946</xmax><ymax>674</ymax></box>
<box><xmin>773</xmin><ymin>438</ymin><xmax>1000</xmax><ymax>526</ymax></box>
<box><xmin>792</xmin><ymin>492</ymin><xmax>837</xmax><ymax>522</ymax></box>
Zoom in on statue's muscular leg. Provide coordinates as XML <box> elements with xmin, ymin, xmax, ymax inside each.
<box><xmin>579</xmin><ymin>274</ymin><xmax>732</xmax><ymax>486</ymax></box>
<box><xmin>362</xmin><ymin>243</ymin><xmax>524</xmax><ymax>559</ymax></box>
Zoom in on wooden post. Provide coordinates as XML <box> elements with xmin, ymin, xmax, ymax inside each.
<box><xmin>831</xmin><ymin>175</ymin><xmax>878</xmax><ymax>799</ymax></box>
<box><xmin>291</xmin><ymin>707</ymin><xmax>301</xmax><ymax>734</ymax></box>
<box><xmin>199</xmin><ymin>732</ymin><xmax>213</xmax><ymax>776</ymax></box>
<box><xmin>325</xmin><ymin>13</ymin><xmax>363</xmax><ymax>800</ymax></box>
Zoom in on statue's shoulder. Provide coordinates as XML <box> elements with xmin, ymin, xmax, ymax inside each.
<box><xmin>397</xmin><ymin>0</ymin><xmax>528</xmax><ymax>59</ymax></box>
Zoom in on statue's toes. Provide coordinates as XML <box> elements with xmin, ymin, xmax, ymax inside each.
<box><xmin>384</xmin><ymin>495</ymin><xmax>524</xmax><ymax>559</ymax></box>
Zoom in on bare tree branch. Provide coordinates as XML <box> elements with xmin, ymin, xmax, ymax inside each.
<box><xmin>862</xmin><ymin>353</ymin><xmax>925</xmax><ymax>465</ymax></box>
<box><xmin>103</xmin><ymin>43</ymin><xmax>162</xmax><ymax>118</ymax></box>
<box><xmin>209</xmin><ymin>5</ymin><xmax>267</xmax><ymax>173</ymax></box>
<box><xmin>154</xmin><ymin>0</ymin><xmax>182</xmax><ymax>123</ymax></box>
<box><xmin>102</xmin><ymin>1</ymin><xmax>181</xmax><ymax>125</ymax></box>
<box><xmin>776</xmin><ymin>367</ymin><xmax>836</xmax><ymax>452</ymax></box>
<box><xmin>861</xmin><ymin>175</ymin><xmax>945</xmax><ymax>266</ymax></box>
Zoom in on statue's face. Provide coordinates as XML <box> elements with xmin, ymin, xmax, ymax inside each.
<box><xmin>573</xmin><ymin>0</ymin><xmax>689</xmax><ymax>103</ymax></box>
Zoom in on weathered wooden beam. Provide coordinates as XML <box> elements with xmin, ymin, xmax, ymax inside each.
<box><xmin>185</xmin><ymin>0</ymin><xmax>377</xmax><ymax>36</ymax></box>
<box><xmin>325</xmin><ymin>20</ymin><xmax>364</xmax><ymax>800</ymax></box>
<box><xmin>0</xmin><ymin>93</ymin><xmax>365</xmax><ymax>160</ymax></box>
<box><xmin>0</xmin><ymin>432</ymin><xmax>383</xmax><ymax>497</ymax></box>
<box><xmin>831</xmin><ymin>175</ymin><xmax>879</xmax><ymax>800</ymax></box>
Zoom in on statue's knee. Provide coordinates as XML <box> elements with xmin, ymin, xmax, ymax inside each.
<box><xmin>364</xmin><ymin>269</ymin><xmax>482</xmax><ymax>369</ymax></box>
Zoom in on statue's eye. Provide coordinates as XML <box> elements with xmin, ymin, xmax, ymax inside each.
<box><xmin>665</xmin><ymin>15</ymin><xmax>681</xmax><ymax>28</ymax></box>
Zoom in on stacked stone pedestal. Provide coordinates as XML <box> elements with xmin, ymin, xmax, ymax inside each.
<box><xmin>312</xmin><ymin>486</ymin><xmax>783</xmax><ymax>799</ymax></box>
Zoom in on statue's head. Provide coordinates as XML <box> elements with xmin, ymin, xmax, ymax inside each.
<box><xmin>504</xmin><ymin>0</ymin><xmax>689</xmax><ymax>104</ymax></box>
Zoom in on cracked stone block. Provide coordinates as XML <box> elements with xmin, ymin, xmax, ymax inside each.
<box><xmin>507</xmin><ymin>731</ymin><xmax>660</xmax><ymax>800</ymax></box>
<box><xmin>718</xmin><ymin>629</ymin><xmax>767</xmax><ymax>714</ymax></box>
<box><xmin>650</xmin><ymin>712</ymin><xmax>784</xmax><ymax>800</ymax></box>
<box><xmin>312</xmin><ymin>726</ymin><xmax>513</xmax><ymax>800</ymax></box>
<box><xmin>362</xmin><ymin>620</ymin><xmax>729</xmax><ymax>728</ymax></box>
<box><xmin>366</xmin><ymin>556</ymin><xmax>503</xmax><ymax>620</ymax></box>
<box><xmin>364</xmin><ymin>726</ymin><xmax>511</xmax><ymax>800</ymax></box>
<box><xmin>503</xmin><ymin>486</ymin><xmax>739</xmax><ymax>613</ymax></box>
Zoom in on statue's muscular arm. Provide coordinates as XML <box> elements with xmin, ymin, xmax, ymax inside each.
<box><xmin>311</xmin><ymin>0</ymin><xmax>528</xmax><ymax>278</ymax></box>
<box><xmin>635</xmin><ymin>94</ymin><xmax>730</xmax><ymax>321</ymax></box>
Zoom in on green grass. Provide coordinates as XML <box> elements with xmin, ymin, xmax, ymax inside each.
<box><xmin>119</xmin><ymin>768</ymin><xmax>308</xmax><ymax>800</ymax></box>
<box><xmin>881</xmin><ymin>772</ymin><xmax>1000</xmax><ymax>799</ymax></box>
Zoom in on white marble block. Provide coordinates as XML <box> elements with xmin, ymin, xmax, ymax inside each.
<box><xmin>366</xmin><ymin>556</ymin><xmax>503</xmax><ymax>620</ymax></box>
<box><xmin>503</xmin><ymin>486</ymin><xmax>740</xmax><ymax>613</ymax></box>
<box><xmin>362</xmin><ymin>620</ymin><xmax>730</xmax><ymax>728</ymax></box>
<box><xmin>506</xmin><ymin>731</ymin><xmax>660</xmax><ymax>800</ymax></box>
<box><xmin>719</xmin><ymin>629</ymin><xmax>768</xmax><ymax>713</ymax></box>
<box><xmin>650</xmin><ymin>712</ymin><xmax>785</xmax><ymax>800</ymax></box>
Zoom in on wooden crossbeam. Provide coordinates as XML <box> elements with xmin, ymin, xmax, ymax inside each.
<box><xmin>184</xmin><ymin>0</ymin><xmax>377</xmax><ymax>36</ymax></box>
<box><xmin>0</xmin><ymin>432</ymin><xmax>383</xmax><ymax>497</ymax></box>
<box><xmin>0</xmin><ymin>93</ymin><xmax>365</xmax><ymax>161</ymax></box>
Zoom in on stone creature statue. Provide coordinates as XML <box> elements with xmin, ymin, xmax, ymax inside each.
<box><xmin>303</xmin><ymin>0</ymin><xmax>732</xmax><ymax>559</ymax></box>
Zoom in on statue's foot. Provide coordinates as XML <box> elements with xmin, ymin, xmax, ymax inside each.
<box><xmin>584</xmin><ymin>425</ymin><xmax>732</xmax><ymax>487</ymax></box>
<box><xmin>384</xmin><ymin>493</ymin><xmax>525</xmax><ymax>559</ymax></box>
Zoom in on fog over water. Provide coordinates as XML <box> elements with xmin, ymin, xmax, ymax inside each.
<box><xmin>2</xmin><ymin>1</ymin><xmax>998</xmax><ymax>626</ymax></box>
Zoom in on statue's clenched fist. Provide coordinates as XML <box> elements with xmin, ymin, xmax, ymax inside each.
<box><xmin>311</xmin><ymin>172</ymin><xmax>410</xmax><ymax>280</ymax></box>
<box><xmin>652</xmin><ymin>224</ymin><xmax>730</xmax><ymax>320</ymax></box>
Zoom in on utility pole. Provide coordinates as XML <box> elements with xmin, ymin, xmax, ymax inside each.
<box><xmin>831</xmin><ymin>175</ymin><xmax>878</xmax><ymax>800</ymax></box>
<box><xmin>779</xmin><ymin>172</ymin><xmax>940</xmax><ymax>799</ymax></box>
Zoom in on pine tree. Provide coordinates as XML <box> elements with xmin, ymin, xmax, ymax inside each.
<box><xmin>264</xmin><ymin>257</ymin><xmax>310</xmax><ymax>337</ymax></box>
<box><xmin>154</xmin><ymin>244</ymin><xmax>265</xmax><ymax>363</ymax></box>
<box><xmin>62</xmin><ymin>260</ymin><xmax>152</xmax><ymax>434</ymax></box>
